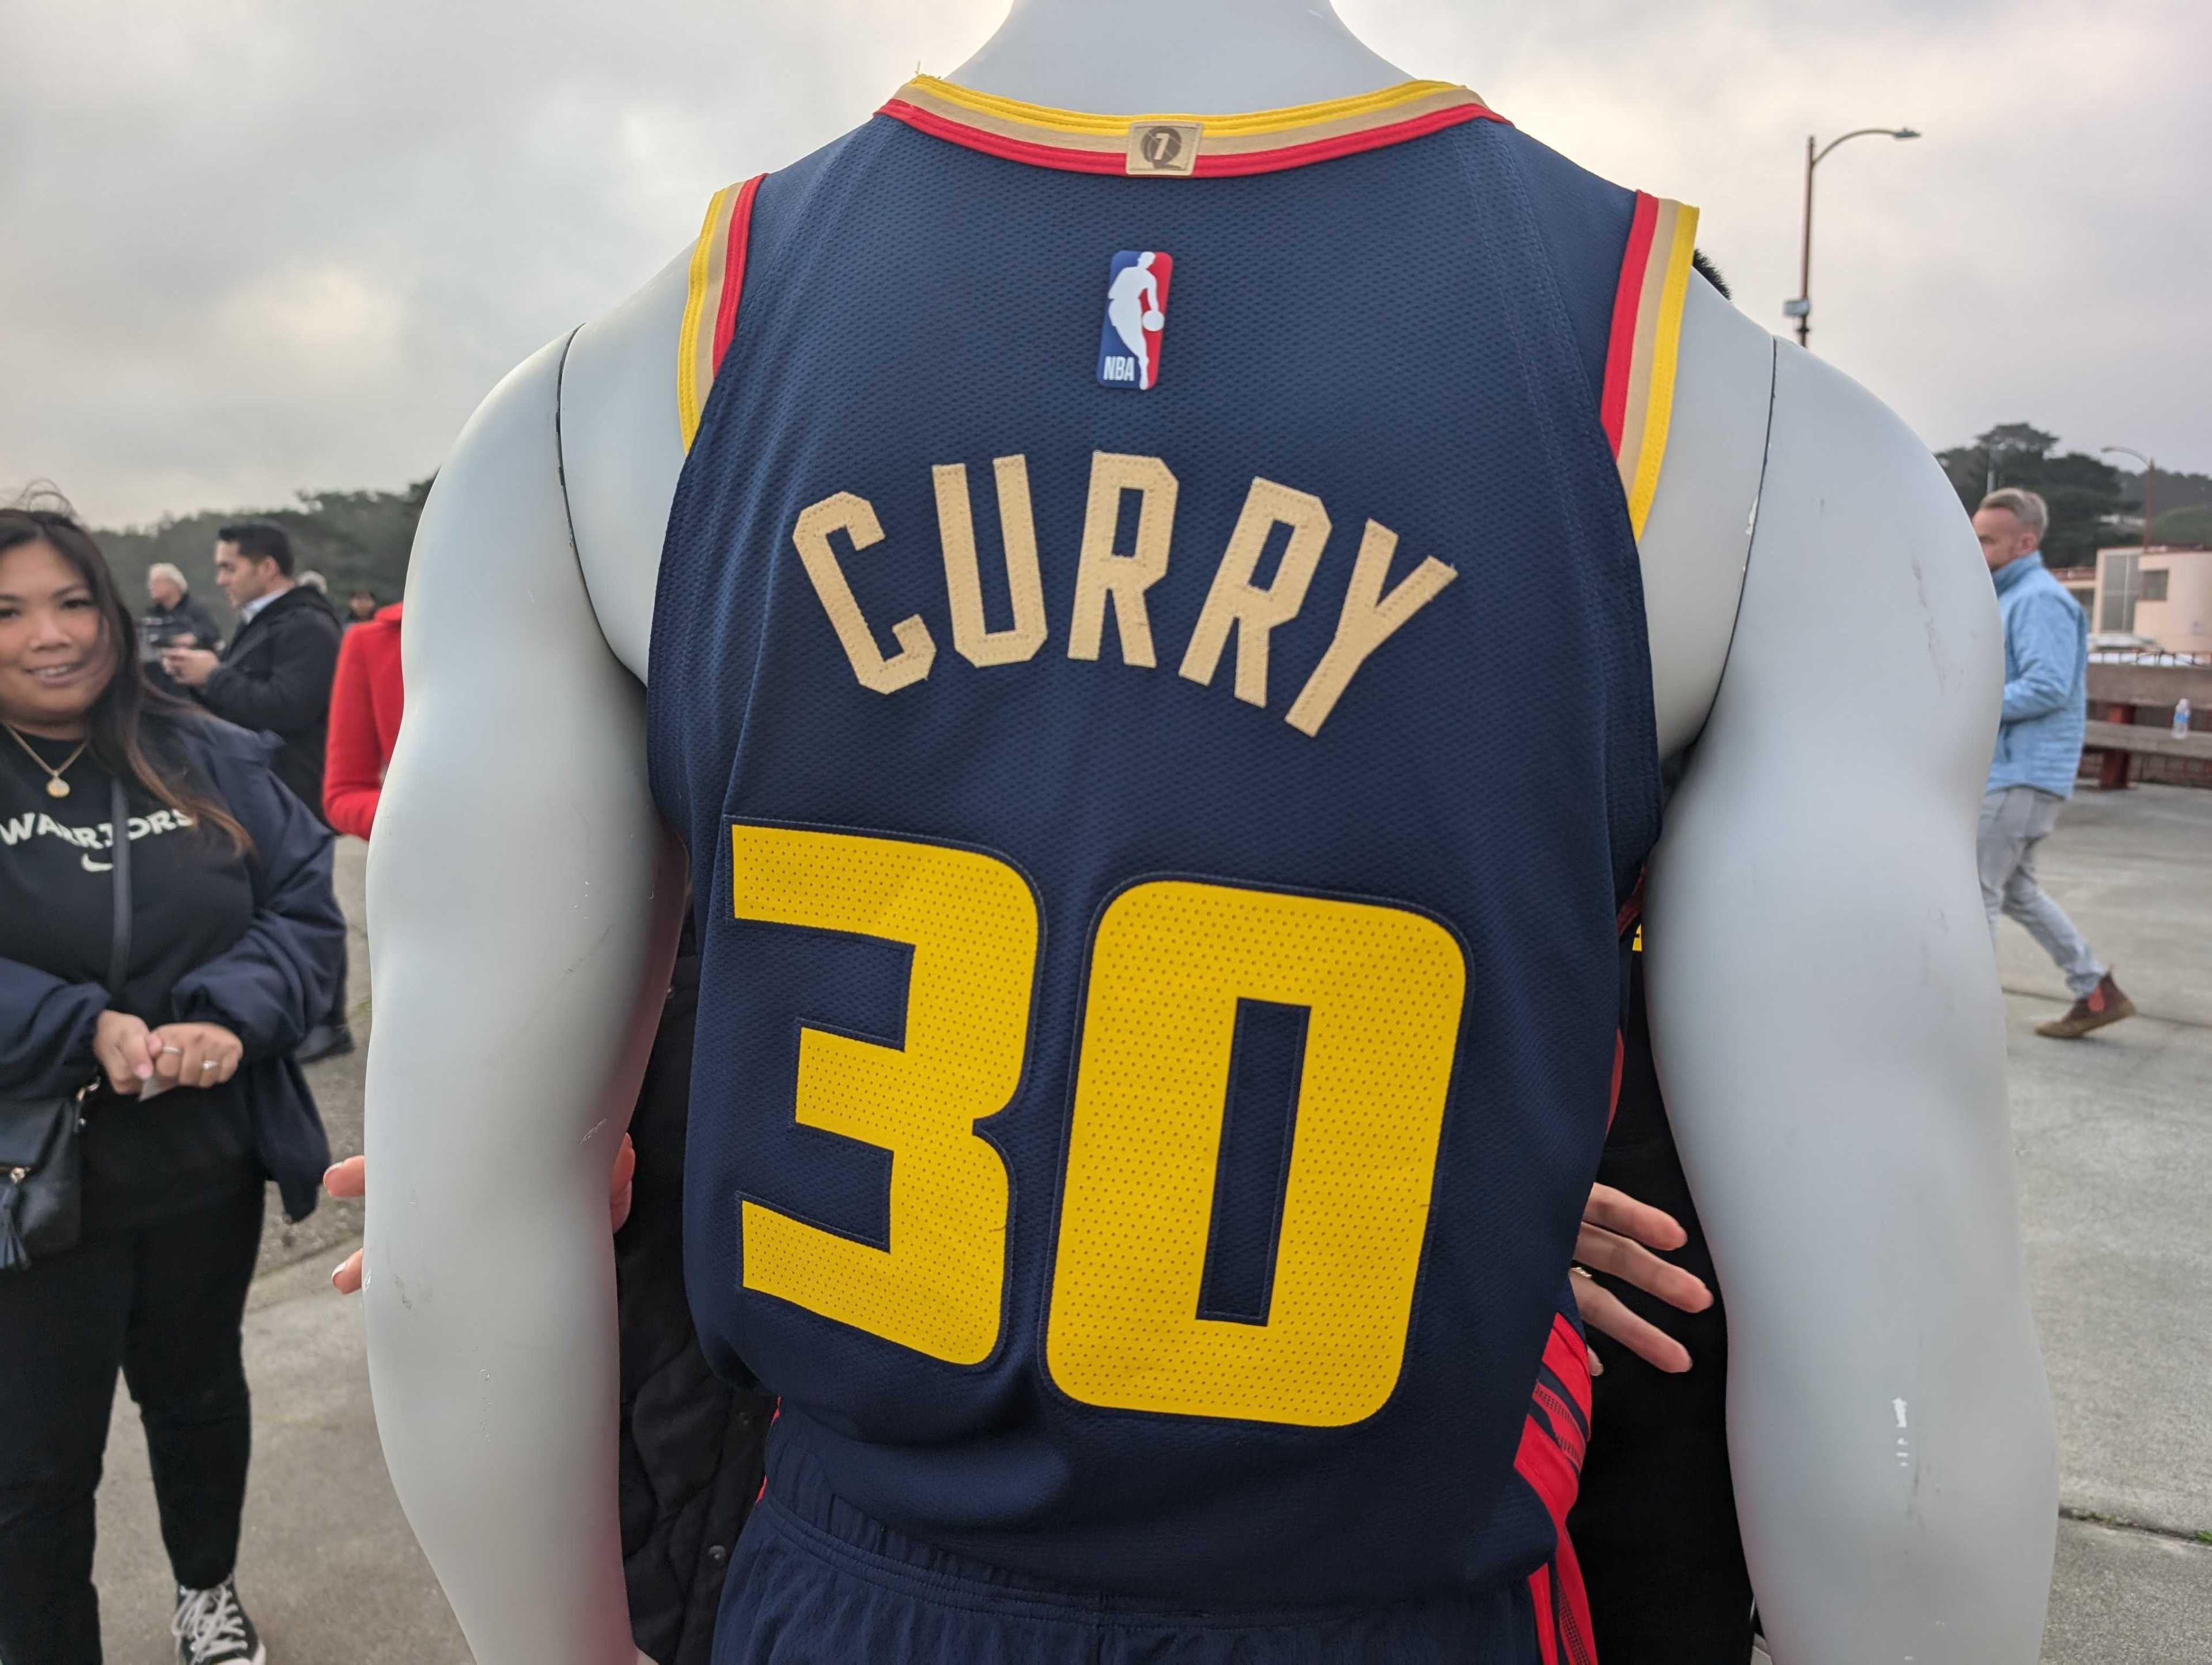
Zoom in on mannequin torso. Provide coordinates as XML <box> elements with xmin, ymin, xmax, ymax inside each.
<box><xmin>563</xmin><ymin>5</ymin><xmax>1757</xmax><ymax>753</ymax></box>
<box><xmin>365</xmin><ymin>4</ymin><xmax>2054</xmax><ymax>1660</ymax></box>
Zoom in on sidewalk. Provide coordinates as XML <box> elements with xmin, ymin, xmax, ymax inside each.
<box><xmin>92</xmin><ymin>1253</ymin><xmax>468</xmax><ymax>1663</ymax></box>
<box><xmin>1994</xmin><ymin>785</ymin><xmax>2212</xmax><ymax>1660</ymax></box>
<box><xmin>93</xmin><ymin>801</ymin><xmax>2211</xmax><ymax>1661</ymax></box>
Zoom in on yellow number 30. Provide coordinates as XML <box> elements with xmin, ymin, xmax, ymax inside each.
<box><xmin>730</xmin><ymin>824</ymin><xmax>1468</xmax><ymax>1429</ymax></box>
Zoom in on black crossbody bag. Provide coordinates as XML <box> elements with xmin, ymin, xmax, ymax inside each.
<box><xmin>0</xmin><ymin>777</ymin><xmax>131</xmax><ymax>1272</ymax></box>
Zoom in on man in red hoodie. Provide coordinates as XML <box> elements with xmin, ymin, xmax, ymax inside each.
<box><xmin>321</xmin><ymin>601</ymin><xmax>403</xmax><ymax>839</ymax></box>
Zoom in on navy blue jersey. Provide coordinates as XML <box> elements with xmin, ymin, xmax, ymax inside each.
<box><xmin>646</xmin><ymin>74</ymin><xmax>1699</xmax><ymax>1650</ymax></box>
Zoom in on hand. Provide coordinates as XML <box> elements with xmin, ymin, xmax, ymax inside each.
<box><xmin>91</xmin><ymin>1009</ymin><xmax>158</xmax><ymax>1095</ymax></box>
<box><xmin>1573</xmin><ymin>1183</ymin><xmax>1714</xmax><ymax>1376</ymax></box>
<box><xmin>325</xmin><ymin>1133</ymin><xmax>637</xmax><ymax>1295</ymax></box>
<box><xmin>145</xmin><ymin>1022</ymin><xmax>244</xmax><ymax>1088</ymax></box>
<box><xmin>160</xmin><ymin>646</ymin><xmax>220</xmax><ymax>688</ymax></box>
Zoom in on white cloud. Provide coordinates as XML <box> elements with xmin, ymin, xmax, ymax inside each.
<box><xmin>1351</xmin><ymin>0</ymin><xmax>2211</xmax><ymax>467</ymax></box>
<box><xmin>3</xmin><ymin>0</ymin><xmax>2205</xmax><ymax>525</ymax></box>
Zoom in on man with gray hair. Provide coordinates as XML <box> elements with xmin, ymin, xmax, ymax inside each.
<box><xmin>138</xmin><ymin>561</ymin><xmax>224</xmax><ymax>694</ymax></box>
<box><xmin>1974</xmin><ymin>487</ymin><xmax>2134</xmax><ymax>1037</ymax></box>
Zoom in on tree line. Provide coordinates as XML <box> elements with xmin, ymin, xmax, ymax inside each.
<box><xmin>94</xmin><ymin>479</ymin><xmax>431</xmax><ymax>631</ymax></box>
<box><xmin>1936</xmin><ymin>424</ymin><xmax>2212</xmax><ymax>567</ymax></box>
<box><xmin>85</xmin><ymin>427</ymin><xmax>2209</xmax><ymax>634</ymax></box>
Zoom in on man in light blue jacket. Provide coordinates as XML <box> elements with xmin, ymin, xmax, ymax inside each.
<box><xmin>1975</xmin><ymin>487</ymin><xmax>2134</xmax><ymax>1037</ymax></box>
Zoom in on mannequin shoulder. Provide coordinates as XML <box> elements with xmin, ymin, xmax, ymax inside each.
<box><xmin>557</xmin><ymin>246</ymin><xmax>696</xmax><ymax>680</ymax></box>
<box><xmin>406</xmin><ymin>335</ymin><xmax>570</xmax><ymax>624</ymax></box>
<box><xmin>1700</xmin><ymin>340</ymin><xmax>2001</xmax><ymax>772</ymax></box>
<box><xmin>411</xmin><ymin>241</ymin><xmax>696</xmax><ymax>685</ymax></box>
<box><xmin>1635</xmin><ymin>275</ymin><xmax>1774</xmax><ymax>756</ymax></box>
<box><xmin>1633</xmin><ymin>280</ymin><xmax>1992</xmax><ymax>763</ymax></box>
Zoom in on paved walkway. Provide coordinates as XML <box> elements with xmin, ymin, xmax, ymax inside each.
<box><xmin>1992</xmin><ymin>786</ymin><xmax>2212</xmax><ymax>1661</ymax></box>
<box><xmin>90</xmin><ymin>797</ymin><xmax>2211</xmax><ymax>1661</ymax></box>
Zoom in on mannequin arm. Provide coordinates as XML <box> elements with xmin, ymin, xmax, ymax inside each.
<box><xmin>1647</xmin><ymin>347</ymin><xmax>2055</xmax><ymax>1662</ymax></box>
<box><xmin>363</xmin><ymin>337</ymin><xmax>684</xmax><ymax>1664</ymax></box>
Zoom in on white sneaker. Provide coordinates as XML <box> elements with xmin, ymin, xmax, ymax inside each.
<box><xmin>171</xmin><ymin>1577</ymin><xmax>267</xmax><ymax>1665</ymax></box>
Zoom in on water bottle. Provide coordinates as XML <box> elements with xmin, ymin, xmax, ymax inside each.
<box><xmin>2176</xmin><ymin>697</ymin><xmax>2194</xmax><ymax>739</ymax></box>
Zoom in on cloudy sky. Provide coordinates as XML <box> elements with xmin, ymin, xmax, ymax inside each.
<box><xmin>6</xmin><ymin>0</ymin><xmax>2207</xmax><ymax>526</ymax></box>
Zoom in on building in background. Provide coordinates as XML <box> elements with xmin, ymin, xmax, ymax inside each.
<box><xmin>2093</xmin><ymin>545</ymin><xmax>2212</xmax><ymax>653</ymax></box>
<box><xmin>2050</xmin><ymin>564</ymin><xmax>2096</xmax><ymax>617</ymax></box>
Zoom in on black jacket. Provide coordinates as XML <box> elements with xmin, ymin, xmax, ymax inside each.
<box><xmin>1569</xmin><ymin>943</ymin><xmax>1751</xmax><ymax>1664</ymax></box>
<box><xmin>196</xmin><ymin>586</ymin><xmax>342</xmax><ymax>823</ymax></box>
<box><xmin>139</xmin><ymin>595</ymin><xmax>224</xmax><ymax>654</ymax></box>
<box><xmin>617</xmin><ymin>931</ymin><xmax>774</xmax><ymax>1665</ymax></box>
<box><xmin>0</xmin><ymin>716</ymin><xmax>342</xmax><ymax>1222</ymax></box>
<box><xmin>139</xmin><ymin>595</ymin><xmax>228</xmax><ymax>701</ymax></box>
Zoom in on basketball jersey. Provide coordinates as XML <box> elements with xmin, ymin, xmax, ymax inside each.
<box><xmin>647</xmin><ymin>74</ymin><xmax>1697</xmax><ymax>1653</ymax></box>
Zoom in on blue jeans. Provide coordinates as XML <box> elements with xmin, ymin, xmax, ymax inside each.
<box><xmin>1977</xmin><ymin>787</ymin><xmax>2105</xmax><ymax>999</ymax></box>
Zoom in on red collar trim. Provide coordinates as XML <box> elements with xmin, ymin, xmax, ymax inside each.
<box><xmin>878</xmin><ymin>77</ymin><xmax>1507</xmax><ymax>179</ymax></box>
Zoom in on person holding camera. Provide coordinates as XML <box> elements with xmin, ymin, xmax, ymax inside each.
<box><xmin>136</xmin><ymin>564</ymin><xmax>224</xmax><ymax>700</ymax></box>
<box><xmin>139</xmin><ymin>563</ymin><xmax>223</xmax><ymax>658</ymax></box>
<box><xmin>0</xmin><ymin>502</ymin><xmax>343</xmax><ymax>1665</ymax></box>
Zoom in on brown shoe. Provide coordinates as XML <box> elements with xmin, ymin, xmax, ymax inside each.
<box><xmin>2036</xmin><ymin>973</ymin><xmax>2137</xmax><ymax>1038</ymax></box>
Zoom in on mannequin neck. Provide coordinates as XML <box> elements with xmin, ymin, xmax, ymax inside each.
<box><xmin>948</xmin><ymin>0</ymin><xmax>1410</xmax><ymax>113</ymax></box>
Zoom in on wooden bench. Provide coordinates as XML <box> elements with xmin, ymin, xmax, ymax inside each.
<box><xmin>2081</xmin><ymin>662</ymin><xmax>2212</xmax><ymax>788</ymax></box>
<box><xmin>2081</xmin><ymin>719</ymin><xmax>2212</xmax><ymax>788</ymax></box>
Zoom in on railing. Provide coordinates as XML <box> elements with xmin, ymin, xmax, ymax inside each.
<box><xmin>2082</xmin><ymin>720</ymin><xmax>2212</xmax><ymax>761</ymax></box>
<box><xmin>2087</xmin><ymin>648</ymin><xmax>2212</xmax><ymax>667</ymax></box>
<box><xmin>2080</xmin><ymin>656</ymin><xmax>2212</xmax><ymax>787</ymax></box>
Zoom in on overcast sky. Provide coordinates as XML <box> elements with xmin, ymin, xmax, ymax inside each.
<box><xmin>5</xmin><ymin>0</ymin><xmax>2207</xmax><ymax>527</ymax></box>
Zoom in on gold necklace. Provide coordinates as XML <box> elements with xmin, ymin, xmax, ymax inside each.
<box><xmin>2</xmin><ymin>722</ymin><xmax>88</xmax><ymax>799</ymax></box>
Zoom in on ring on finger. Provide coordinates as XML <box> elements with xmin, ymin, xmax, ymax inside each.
<box><xmin>202</xmin><ymin>1061</ymin><xmax>219</xmax><ymax>1071</ymax></box>
<box><xmin>161</xmin><ymin>1046</ymin><xmax>184</xmax><ymax>1056</ymax></box>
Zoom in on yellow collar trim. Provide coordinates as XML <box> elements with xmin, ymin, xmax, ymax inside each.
<box><xmin>881</xmin><ymin>77</ymin><xmax>1504</xmax><ymax>177</ymax></box>
<box><xmin>900</xmin><ymin>75</ymin><xmax>1476</xmax><ymax>137</ymax></box>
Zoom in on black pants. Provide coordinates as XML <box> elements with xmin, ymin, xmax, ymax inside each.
<box><xmin>0</xmin><ymin>1186</ymin><xmax>264</xmax><ymax>1664</ymax></box>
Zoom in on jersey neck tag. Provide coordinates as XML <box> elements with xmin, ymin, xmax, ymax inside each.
<box><xmin>1097</xmin><ymin>251</ymin><xmax>1174</xmax><ymax>391</ymax></box>
<box><xmin>1126</xmin><ymin>122</ymin><xmax>1202</xmax><ymax>176</ymax></box>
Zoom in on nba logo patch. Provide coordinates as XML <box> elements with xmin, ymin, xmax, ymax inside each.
<box><xmin>1097</xmin><ymin>250</ymin><xmax>1173</xmax><ymax>390</ymax></box>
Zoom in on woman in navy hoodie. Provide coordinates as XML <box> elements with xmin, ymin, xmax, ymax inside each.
<box><xmin>0</xmin><ymin>500</ymin><xmax>341</xmax><ymax>1665</ymax></box>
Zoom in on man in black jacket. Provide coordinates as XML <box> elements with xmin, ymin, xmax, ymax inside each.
<box><xmin>161</xmin><ymin>522</ymin><xmax>352</xmax><ymax>1061</ymax></box>
<box><xmin>139</xmin><ymin>563</ymin><xmax>228</xmax><ymax>700</ymax></box>
<box><xmin>140</xmin><ymin>563</ymin><xmax>224</xmax><ymax>655</ymax></box>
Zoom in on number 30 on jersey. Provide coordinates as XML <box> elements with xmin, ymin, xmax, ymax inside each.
<box><xmin>729</xmin><ymin>822</ymin><xmax>1467</xmax><ymax>1429</ymax></box>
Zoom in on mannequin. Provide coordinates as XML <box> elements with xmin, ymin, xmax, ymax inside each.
<box><xmin>363</xmin><ymin>3</ymin><xmax>2055</xmax><ymax>1661</ymax></box>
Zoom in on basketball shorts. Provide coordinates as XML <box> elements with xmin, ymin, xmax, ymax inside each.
<box><xmin>710</xmin><ymin>1450</ymin><xmax>1544</xmax><ymax>1665</ymax></box>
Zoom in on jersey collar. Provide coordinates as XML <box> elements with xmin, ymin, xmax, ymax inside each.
<box><xmin>878</xmin><ymin>75</ymin><xmax>1507</xmax><ymax>179</ymax></box>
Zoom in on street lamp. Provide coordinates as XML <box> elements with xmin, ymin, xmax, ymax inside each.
<box><xmin>2102</xmin><ymin>445</ymin><xmax>2156</xmax><ymax>553</ymax></box>
<box><xmin>1786</xmin><ymin>126</ymin><xmax>1921</xmax><ymax>348</ymax></box>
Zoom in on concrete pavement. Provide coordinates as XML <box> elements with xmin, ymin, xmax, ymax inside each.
<box><xmin>1995</xmin><ymin>786</ymin><xmax>2212</xmax><ymax>1552</ymax></box>
<box><xmin>91</xmin><ymin>1253</ymin><xmax>469</xmax><ymax>1663</ymax></box>
<box><xmin>90</xmin><ymin>799</ymin><xmax>2212</xmax><ymax>1661</ymax></box>
<box><xmin>1993</xmin><ymin>784</ymin><xmax>2212</xmax><ymax>1660</ymax></box>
